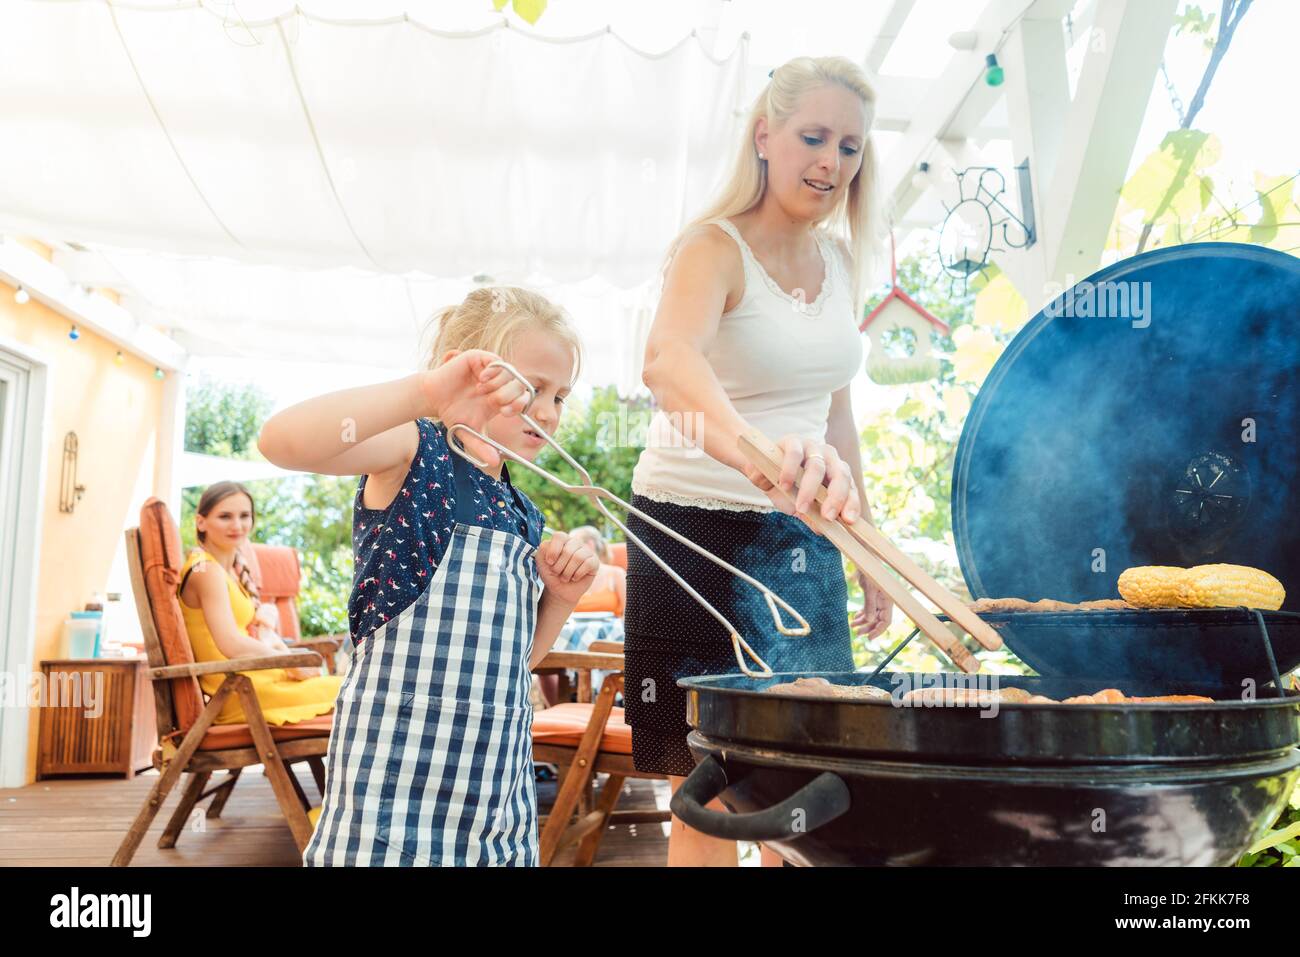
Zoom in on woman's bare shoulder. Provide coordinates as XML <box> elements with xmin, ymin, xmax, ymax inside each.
<box><xmin>674</xmin><ymin>222</ymin><xmax>742</xmax><ymax>264</ymax></box>
<box><xmin>179</xmin><ymin>551</ymin><xmax>225</xmax><ymax>609</ymax></box>
<box><xmin>666</xmin><ymin>223</ymin><xmax>744</xmax><ymax>308</ymax></box>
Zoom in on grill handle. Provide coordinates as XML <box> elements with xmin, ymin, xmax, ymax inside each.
<box><xmin>670</xmin><ymin>755</ymin><xmax>851</xmax><ymax>843</ymax></box>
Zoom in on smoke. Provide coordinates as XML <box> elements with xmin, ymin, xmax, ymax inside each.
<box><xmin>955</xmin><ymin>247</ymin><xmax>1300</xmax><ymax>611</ymax></box>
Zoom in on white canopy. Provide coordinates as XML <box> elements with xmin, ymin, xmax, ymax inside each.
<box><xmin>0</xmin><ymin>0</ymin><xmax>1175</xmax><ymax>388</ymax></box>
<box><xmin>0</xmin><ymin>0</ymin><xmax>747</xmax><ymax>283</ymax></box>
<box><xmin>0</xmin><ymin>0</ymin><xmax>764</xmax><ymax>384</ymax></box>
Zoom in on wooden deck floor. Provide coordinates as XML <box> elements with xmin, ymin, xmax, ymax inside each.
<box><xmin>0</xmin><ymin>766</ymin><xmax>671</xmax><ymax>867</ymax></box>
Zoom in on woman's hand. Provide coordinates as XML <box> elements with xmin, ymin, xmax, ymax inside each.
<box><xmin>281</xmin><ymin>648</ymin><xmax>321</xmax><ymax>681</ymax></box>
<box><xmin>536</xmin><ymin>532</ymin><xmax>601</xmax><ymax>607</ymax></box>
<box><xmin>852</xmin><ymin>570</ymin><xmax>894</xmax><ymax>640</ymax></box>
<box><xmin>268</xmin><ymin>641</ymin><xmax>320</xmax><ymax>681</ymax></box>
<box><xmin>741</xmin><ymin>433</ymin><xmax>860</xmax><ymax>525</ymax></box>
<box><xmin>417</xmin><ymin>350</ymin><xmax>533</xmax><ymax>468</ymax></box>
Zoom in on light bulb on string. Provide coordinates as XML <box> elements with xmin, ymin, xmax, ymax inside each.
<box><xmin>69</xmin><ymin>324</ymin><xmax>80</xmax><ymax>341</ymax></box>
<box><xmin>984</xmin><ymin>54</ymin><xmax>1004</xmax><ymax>87</ymax></box>
<box><xmin>115</xmin><ymin>351</ymin><xmax>125</xmax><ymax>366</ymax></box>
<box><xmin>154</xmin><ymin>367</ymin><xmax>165</xmax><ymax>380</ymax></box>
<box><xmin>14</xmin><ymin>285</ymin><xmax>30</xmax><ymax>305</ymax></box>
<box><xmin>911</xmin><ymin>162</ymin><xmax>931</xmax><ymax>192</ymax></box>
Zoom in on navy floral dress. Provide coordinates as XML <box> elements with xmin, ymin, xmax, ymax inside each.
<box><xmin>348</xmin><ymin>418</ymin><xmax>546</xmax><ymax>645</ymax></box>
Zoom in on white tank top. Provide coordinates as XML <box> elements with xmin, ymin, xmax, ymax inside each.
<box><xmin>631</xmin><ymin>218</ymin><xmax>864</xmax><ymax>512</ymax></box>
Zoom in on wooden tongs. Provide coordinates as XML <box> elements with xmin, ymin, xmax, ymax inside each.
<box><xmin>738</xmin><ymin>429</ymin><xmax>1002</xmax><ymax>674</ymax></box>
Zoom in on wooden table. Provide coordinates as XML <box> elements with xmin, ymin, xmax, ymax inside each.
<box><xmin>36</xmin><ymin>658</ymin><xmax>155</xmax><ymax>779</ymax></box>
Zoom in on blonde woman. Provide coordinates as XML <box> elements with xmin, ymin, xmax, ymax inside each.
<box><xmin>260</xmin><ymin>287</ymin><xmax>601</xmax><ymax>866</ymax></box>
<box><xmin>626</xmin><ymin>56</ymin><xmax>895</xmax><ymax>866</ymax></box>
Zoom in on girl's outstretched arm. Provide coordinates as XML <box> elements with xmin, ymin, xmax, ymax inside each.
<box><xmin>258</xmin><ymin>350</ymin><xmax>533</xmax><ymax>476</ymax></box>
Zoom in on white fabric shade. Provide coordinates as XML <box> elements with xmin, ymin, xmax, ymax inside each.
<box><xmin>0</xmin><ymin>1</ymin><xmax>748</xmax><ymax>285</ymax></box>
<box><xmin>82</xmin><ymin>247</ymin><xmax>657</xmax><ymax>387</ymax></box>
<box><xmin>0</xmin><ymin>1</ymin><xmax>745</xmax><ymax>385</ymax></box>
<box><xmin>1</xmin><ymin>0</ymin><xmax>1151</xmax><ymax>396</ymax></box>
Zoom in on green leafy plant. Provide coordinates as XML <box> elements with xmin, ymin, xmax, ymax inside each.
<box><xmin>184</xmin><ymin>374</ymin><xmax>271</xmax><ymax>459</ymax></box>
<box><xmin>492</xmin><ymin>0</ymin><xmax>547</xmax><ymax>26</ymax></box>
<box><xmin>1237</xmin><ymin>780</ymin><xmax>1300</xmax><ymax>867</ymax></box>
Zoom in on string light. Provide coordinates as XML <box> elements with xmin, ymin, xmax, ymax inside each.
<box><xmin>14</xmin><ymin>285</ymin><xmax>30</xmax><ymax>304</ymax></box>
<box><xmin>984</xmin><ymin>54</ymin><xmax>1004</xmax><ymax>87</ymax></box>
<box><xmin>115</xmin><ymin>351</ymin><xmax>125</xmax><ymax>365</ymax></box>
<box><xmin>154</xmin><ymin>367</ymin><xmax>165</xmax><ymax>380</ymax></box>
<box><xmin>68</xmin><ymin>324</ymin><xmax>80</xmax><ymax>341</ymax></box>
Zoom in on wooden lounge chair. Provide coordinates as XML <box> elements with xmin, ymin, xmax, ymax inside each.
<box><xmin>112</xmin><ymin>497</ymin><xmax>334</xmax><ymax>867</ymax></box>
<box><xmin>532</xmin><ymin>642</ymin><xmax>670</xmax><ymax>866</ymax></box>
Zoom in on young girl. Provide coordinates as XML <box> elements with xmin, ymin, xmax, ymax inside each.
<box><xmin>258</xmin><ymin>287</ymin><xmax>600</xmax><ymax>866</ymax></box>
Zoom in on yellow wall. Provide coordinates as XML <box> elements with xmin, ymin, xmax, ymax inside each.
<box><xmin>0</xmin><ymin>242</ymin><xmax>167</xmax><ymax>783</ymax></box>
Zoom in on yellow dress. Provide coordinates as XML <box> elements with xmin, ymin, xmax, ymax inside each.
<box><xmin>177</xmin><ymin>548</ymin><xmax>342</xmax><ymax>726</ymax></box>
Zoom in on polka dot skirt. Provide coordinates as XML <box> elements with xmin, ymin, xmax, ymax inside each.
<box><xmin>622</xmin><ymin>494</ymin><xmax>853</xmax><ymax>776</ymax></box>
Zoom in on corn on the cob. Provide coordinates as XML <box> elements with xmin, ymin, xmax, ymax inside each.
<box><xmin>1117</xmin><ymin>563</ymin><xmax>1285</xmax><ymax>610</ymax></box>
<box><xmin>1115</xmin><ymin>566</ymin><xmax>1185</xmax><ymax>607</ymax></box>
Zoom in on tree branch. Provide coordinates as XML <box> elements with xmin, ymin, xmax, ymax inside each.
<box><xmin>1136</xmin><ymin>0</ymin><xmax>1253</xmax><ymax>253</ymax></box>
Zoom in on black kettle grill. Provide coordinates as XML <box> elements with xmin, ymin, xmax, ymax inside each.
<box><xmin>671</xmin><ymin>244</ymin><xmax>1300</xmax><ymax>866</ymax></box>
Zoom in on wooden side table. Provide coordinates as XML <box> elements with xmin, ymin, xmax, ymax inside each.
<box><xmin>37</xmin><ymin>658</ymin><xmax>157</xmax><ymax>779</ymax></box>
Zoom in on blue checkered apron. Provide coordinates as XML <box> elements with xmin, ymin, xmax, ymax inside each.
<box><xmin>304</xmin><ymin>449</ymin><xmax>542</xmax><ymax>866</ymax></box>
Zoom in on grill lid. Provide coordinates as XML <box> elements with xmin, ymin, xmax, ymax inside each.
<box><xmin>952</xmin><ymin>243</ymin><xmax>1300</xmax><ymax>615</ymax></box>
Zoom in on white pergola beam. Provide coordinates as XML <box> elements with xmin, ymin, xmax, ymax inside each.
<box><xmin>1042</xmin><ymin>0</ymin><xmax>1176</xmax><ymax>281</ymax></box>
<box><xmin>994</xmin><ymin>0</ymin><xmax>1074</xmax><ymax>306</ymax></box>
<box><xmin>880</xmin><ymin>0</ymin><xmax>1039</xmax><ymax>228</ymax></box>
<box><xmin>866</xmin><ymin>0</ymin><xmax>917</xmax><ymax>75</ymax></box>
<box><xmin>887</xmin><ymin>0</ymin><xmax>1176</xmax><ymax>307</ymax></box>
<box><xmin>157</xmin><ymin>368</ymin><xmax>186</xmax><ymax>517</ymax></box>
<box><xmin>873</xmin><ymin>75</ymin><xmax>932</xmax><ymax>132</ymax></box>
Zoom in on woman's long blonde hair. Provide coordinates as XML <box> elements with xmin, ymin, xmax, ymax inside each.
<box><xmin>423</xmin><ymin>287</ymin><xmax>582</xmax><ymax>409</ymax></box>
<box><xmin>674</xmin><ymin>55</ymin><xmax>880</xmax><ymax>312</ymax></box>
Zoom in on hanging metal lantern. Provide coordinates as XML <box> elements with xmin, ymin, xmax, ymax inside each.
<box><xmin>937</xmin><ymin>165</ymin><xmax>1036</xmax><ymax>296</ymax></box>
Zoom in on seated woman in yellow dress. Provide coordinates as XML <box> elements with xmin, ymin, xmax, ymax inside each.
<box><xmin>177</xmin><ymin>481</ymin><xmax>342</xmax><ymax>727</ymax></box>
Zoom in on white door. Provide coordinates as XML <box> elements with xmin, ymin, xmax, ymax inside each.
<box><xmin>0</xmin><ymin>345</ymin><xmax>47</xmax><ymax>787</ymax></box>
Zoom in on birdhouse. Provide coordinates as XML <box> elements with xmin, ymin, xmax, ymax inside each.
<box><xmin>861</xmin><ymin>236</ymin><xmax>949</xmax><ymax>385</ymax></box>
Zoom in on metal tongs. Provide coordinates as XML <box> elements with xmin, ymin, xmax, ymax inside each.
<box><xmin>446</xmin><ymin>359</ymin><xmax>810</xmax><ymax>678</ymax></box>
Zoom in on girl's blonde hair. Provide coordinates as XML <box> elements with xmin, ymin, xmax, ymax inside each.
<box><xmin>673</xmin><ymin>55</ymin><xmax>880</xmax><ymax>312</ymax></box>
<box><xmin>424</xmin><ymin>286</ymin><xmax>582</xmax><ymax>393</ymax></box>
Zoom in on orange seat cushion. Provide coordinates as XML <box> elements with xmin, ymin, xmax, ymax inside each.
<box><xmin>167</xmin><ymin>714</ymin><xmax>334</xmax><ymax>751</ymax></box>
<box><xmin>532</xmin><ymin>702</ymin><xmax>633</xmax><ymax>755</ymax></box>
